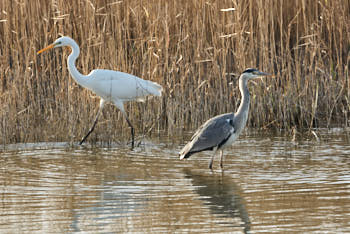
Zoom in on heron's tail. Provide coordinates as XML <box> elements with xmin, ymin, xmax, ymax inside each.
<box><xmin>179</xmin><ymin>142</ymin><xmax>194</xmax><ymax>160</ymax></box>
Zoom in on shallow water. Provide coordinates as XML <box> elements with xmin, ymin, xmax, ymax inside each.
<box><xmin>0</xmin><ymin>129</ymin><xmax>349</xmax><ymax>233</ymax></box>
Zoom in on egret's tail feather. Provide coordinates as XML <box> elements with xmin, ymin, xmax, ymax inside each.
<box><xmin>145</xmin><ymin>80</ymin><xmax>163</xmax><ymax>97</ymax></box>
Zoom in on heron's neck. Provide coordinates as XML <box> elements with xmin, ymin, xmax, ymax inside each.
<box><xmin>235</xmin><ymin>77</ymin><xmax>250</xmax><ymax>129</ymax></box>
<box><xmin>67</xmin><ymin>41</ymin><xmax>88</xmax><ymax>86</ymax></box>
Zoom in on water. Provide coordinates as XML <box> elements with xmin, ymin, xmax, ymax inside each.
<box><xmin>0</xmin><ymin>129</ymin><xmax>349</xmax><ymax>233</ymax></box>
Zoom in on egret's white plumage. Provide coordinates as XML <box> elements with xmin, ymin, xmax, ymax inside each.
<box><xmin>37</xmin><ymin>36</ymin><xmax>163</xmax><ymax>147</ymax></box>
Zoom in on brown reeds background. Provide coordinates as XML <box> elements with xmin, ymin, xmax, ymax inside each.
<box><xmin>0</xmin><ymin>0</ymin><xmax>349</xmax><ymax>145</ymax></box>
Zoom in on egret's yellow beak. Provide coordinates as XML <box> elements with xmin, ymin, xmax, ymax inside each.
<box><xmin>37</xmin><ymin>43</ymin><xmax>55</xmax><ymax>55</ymax></box>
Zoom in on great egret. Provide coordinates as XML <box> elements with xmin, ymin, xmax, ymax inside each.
<box><xmin>179</xmin><ymin>68</ymin><xmax>271</xmax><ymax>169</ymax></box>
<box><xmin>37</xmin><ymin>36</ymin><xmax>163</xmax><ymax>147</ymax></box>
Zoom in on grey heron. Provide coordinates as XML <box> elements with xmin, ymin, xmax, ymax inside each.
<box><xmin>179</xmin><ymin>68</ymin><xmax>272</xmax><ymax>169</ymax></box>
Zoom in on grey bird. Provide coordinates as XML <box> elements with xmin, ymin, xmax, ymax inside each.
<box><xmin>179</xmin><ymin>68</ymin><xmax>272</xmax><ymax>169</ymax></box>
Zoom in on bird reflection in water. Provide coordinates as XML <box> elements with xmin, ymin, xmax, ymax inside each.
<box><xmin>184</xmin><ymin>169</ymin><xmax>251</xmax><ymax>233</ymax></box>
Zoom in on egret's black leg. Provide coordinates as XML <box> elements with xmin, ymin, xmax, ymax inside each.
<box><xmin>79</xmin><ymin>108</ymin><xmax>102</xmax><ymax>145</ymax></box>
<box><xmin>79</xmin><ymin>100</ymin><xmax>105</xmax><ymax>145</ymax></box>
<box><xmin>124</xmin><ymin>116</ymin><xmax>135</xmax><ymax>149</ymax></box>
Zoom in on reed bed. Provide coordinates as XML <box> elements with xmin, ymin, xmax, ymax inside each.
<box><xmin>0</xmin><ymin>0</ymin><xmax>349</xmax><ymax>144</ymax></box>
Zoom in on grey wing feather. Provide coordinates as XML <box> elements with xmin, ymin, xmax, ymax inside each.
<box><xmin>180</xmin><ymin>113</ymin><xmax>235</xmax><ymax>158</ymax></box>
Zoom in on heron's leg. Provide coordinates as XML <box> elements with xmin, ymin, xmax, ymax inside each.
<box><xmin>209</xmin><ymin>148</ymin><xmax>217</xmax><ymax>169</ymax></box>
<box><xmin>219</xmin><ymin>150</ymin><xmax>224</xmax><ymax>169</ymax></box>
<box><xmin>79</xmin><ymin>99</ymin><xmax>105</xmax><ymax>145</ymax></box>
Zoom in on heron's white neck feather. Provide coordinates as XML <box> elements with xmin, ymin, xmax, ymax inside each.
<box><xmin>235</xmin><ymin>76</ymin><xmax>250</xmax><ymax>132</ymax></box>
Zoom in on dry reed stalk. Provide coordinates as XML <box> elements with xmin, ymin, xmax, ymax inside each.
<box><xmin>0</xmin><ymin>0</ymin><xmax>348</xmax><ymax>145</ymax></box>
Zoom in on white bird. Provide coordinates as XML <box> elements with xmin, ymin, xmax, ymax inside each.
<box><xmin>37</xmin><ymin>36</ymin><xmax>163</xmax><ymax>147</ymax></box>
<box><xmin>179</xmin><ymin>68</ymin><xmax>271</xmax><ymax>169</ymax></box>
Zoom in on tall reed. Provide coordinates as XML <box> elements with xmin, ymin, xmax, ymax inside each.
<box><xmin>0</xmin><ymin>0</ymin><xmax>348</xmax><ymax>144</ymax></box>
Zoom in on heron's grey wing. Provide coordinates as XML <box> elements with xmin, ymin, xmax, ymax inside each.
<box><xmin>179</xmin><ymin>113</ymin><xmax>235</xmax><ymax>159</ymax></box>
<box><xmin>183</xmin><ymin>113</ymin><xmax>235</xmax><ymax>155</ymax></box>
<box><xmin>189</xmin><ymin>121</ymin><xmax>207</xmax><ymax>141</ymax></box>
<box><xmin>179</xmin><ymin>122</ymin><xmax>209</xmax><ymax>158</ymax></box>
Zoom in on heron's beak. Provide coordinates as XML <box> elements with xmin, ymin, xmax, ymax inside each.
<box><xmin>37</xmin><ymin>43</ymin><xmax>55</xmax><ymax>55</ymax></box>
<box><xmin>257</xmin><ymin>71</ymin><xmax>271</xmax><ymax>77</ymax></box>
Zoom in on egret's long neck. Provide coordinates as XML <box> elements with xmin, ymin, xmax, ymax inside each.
<box><xmin>67</xmin><ymin>41</ymin><xmax>88</xmax><ymax>86</ymax></box>
<box><xmin>235</xmin><ymin>76</ymin><xmax>250</xmax><ymax>131</ymax></box>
